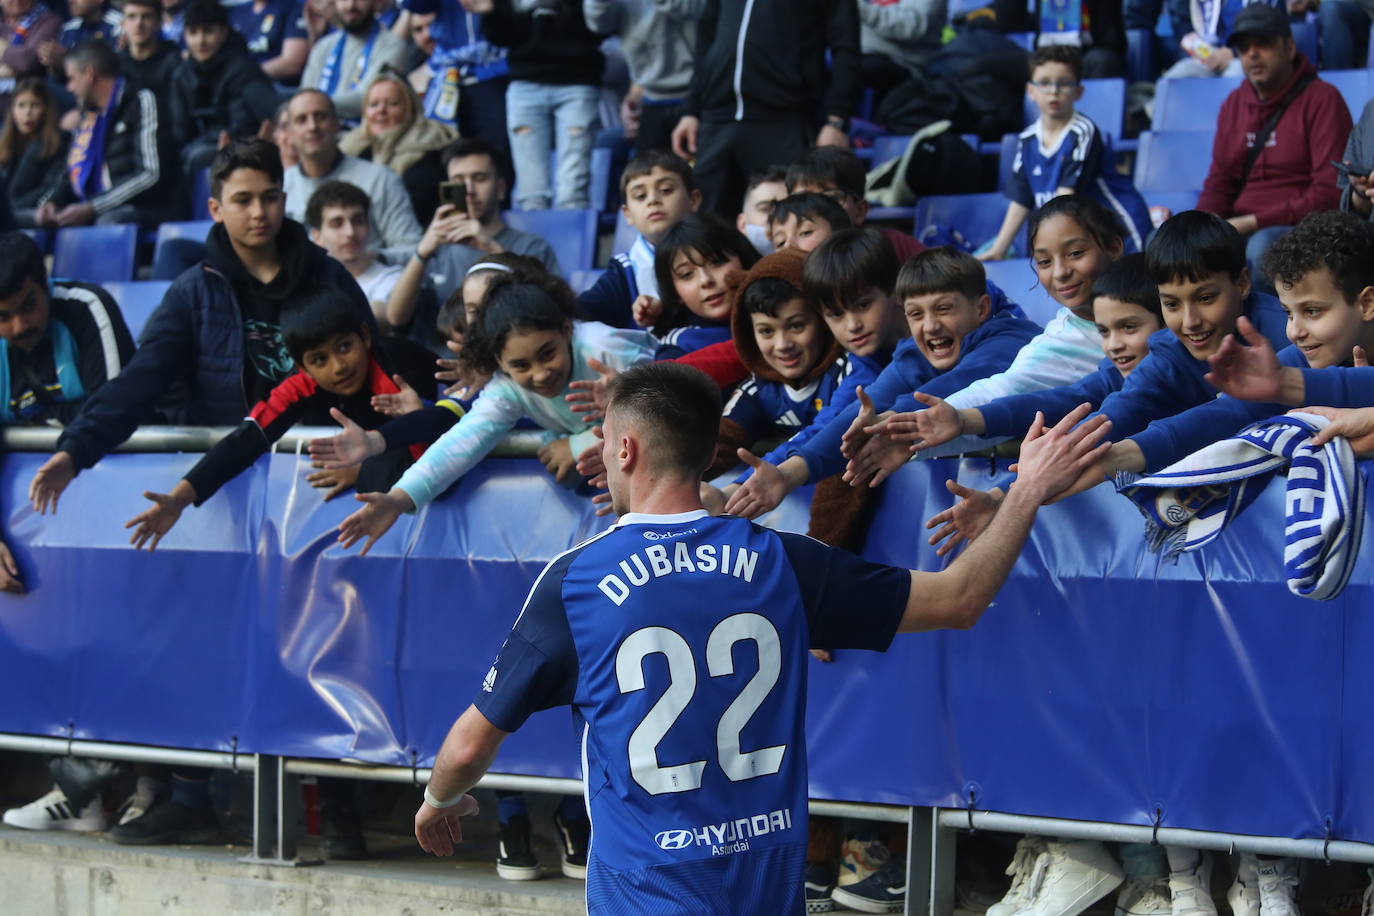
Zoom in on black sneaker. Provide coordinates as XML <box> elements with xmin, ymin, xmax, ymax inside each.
<box><xmin>830</xmin><ymin>864</ymin><xmax>907</xmax><ymax>914</ymax></box>
<box><xmin>553</xmin><ymin>809</ymin><xmax>590</xmax><ymax>879</ymax></box>
<box><xmin>108</xmin><ymin>799</ymin><xmax>222</xmax><ymax>846</ymax></box>
<box><xmin>804</xmin><ymin>861</ymin><xmax>836</xmax><ymax>913</ymax></box>
<box><xmin>496</xmin><ymin>814</ymin><xmax>541</xmax><ymax>881</ymax></box>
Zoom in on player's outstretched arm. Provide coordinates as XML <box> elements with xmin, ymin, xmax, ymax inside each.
<box><xmin>415</xmin><ymin>705</ymin><xmax>510</xmax><ymax>857</ymax></box>
<box><xmin>898</xmin><ymin>405</ymin><xmax>1112</xmax><ymax>633</ymax></box>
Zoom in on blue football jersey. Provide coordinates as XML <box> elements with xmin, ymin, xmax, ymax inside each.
<box><xmin>227</xmin><ymin>0</ymin><xmax>307</xmax><ymax>63</ymax></box>
<box><xmin>474</xmin><ymin>510</ymin><xmax>910</xmax><ymax>915</ymax></box>
<box><xmin>1007</xmin><ymin>113</ymin><xmax>1153</xmax><ymax>253</ymax></box>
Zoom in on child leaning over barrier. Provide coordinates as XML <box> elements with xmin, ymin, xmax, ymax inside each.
<box><xmin>124</xmin><ymin>289</ymin><xmax>438</xmax><ymax>550</ymax></box>
<box><xmin>316</xmin><ymin>274</ymin><xmax>657</xmax><ymax>555</ymax></box>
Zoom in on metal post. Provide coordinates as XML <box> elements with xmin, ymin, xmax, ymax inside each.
<box><xmin>246</xmin><ymin>753</ymin><xmax>276</xmax><ymax>862</ymax></box>
<box><xmin>906</xmin><ymin>807</ymin><xmax>956</xmax><ymax>916</ymax></box>
<box><xmin>240</xmin><ymin>754</ymin><xmax>320</xmax><ymax>867</ymax></box>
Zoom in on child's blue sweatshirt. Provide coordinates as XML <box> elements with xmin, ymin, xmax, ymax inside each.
<box><xmin>1095</xmin><ymin>291</ymin><xmax>1287</xmax><ymax>440</ymax></box>
<box><xmin>654</xmin><ymin>320</ymin><xmax>732</xmax><ymax>359</ymax></box>
<box><xmin>795</xmin><ymin>312</ymin><xmax>1043</xmax><ymax>481</ymax></box>
<box><xmin>576</xmin><ymin>237</ymin><xmax>658</xmax><ymax>329</ymax></box>
<box><xmin>980</xmin><ymin>356</ymin><xmax>1125</xmax><ymax>439</ymax></box>
<box><xmin>1130</xmin><ymin>348</ymin><xmax>1374</xmax><ymax>471</ymax></box>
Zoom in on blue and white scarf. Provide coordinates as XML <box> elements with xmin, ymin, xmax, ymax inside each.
<box><xmin>318</xmin><ymin>21</ymin><xmax>379</xmax><ymax>96</ymax></box>
<box><xmin>1116</xmin><ymin>412</ymin><xmax>1365</xmax><ymax>601</ymax></box>
<box><xmin>67</xmin><ymin>77</ymin><xmax>122</xmax><ymax>202</ymax></box>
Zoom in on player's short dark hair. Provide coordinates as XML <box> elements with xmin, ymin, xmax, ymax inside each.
<box><xmin>441</xmin><ymin>136</ymin><xmax>507</xmax><ymax>177</ymax></box>
<box><xmin>767</xmin><ymin>192</ymin><xmax>852</xmax><ymax>233</ymax></box>
<box><xmin>785</xmin><ymin>147</ymin><xmax>866</xmax><ymax>200</ymax></box>
<box><xmin>210</xmin><ymin>136</ymin><xmax>283</xmax><ymax>198</ymax></box>
<box><xmin>0</xmin><ymin>232</ymin><xmax>47</xmax><ymax>300</ymax></box>
<box><xmin>184</xmin><ymin>0</ymin><xmax>229</xmax><ymax>30</ymax></box>
<box><xmin>66</xmin><ymin>39</ymin><xmax>120</xmax><ymax>78</ymax></box>
<box><xmin>281</xmin><ymin>289</ymin><xmax>369</xmax><ymax>363</ymax></box>
<box><xmin>895</xmin><ymin>247</ymin><xmax>986</xmax><ymax>302</ymax></box>
<box><xmin>619</xmin><ymin>150</ymin><xmax>696</xmax><ymax>200</ymax></box>
<box><xmin>653</xmin><ymin>213</ymin><xmax>760</xmax><ymax>334</ymax></box>
<box><xmin>802</xmin><ymin>227</ymin><xmax>899</xmax><ymax>313</ymax></box>
<box><xmin>305</xmin><ymin>180</ymin><xmax>371</xmax><ymax>229</ymax></box>
<box><xmin>1262</xmin><ymin>210</ymin><xmax>1374</xmax><ymax>304</ymax></box>
<box><xmin>1090</xmin><ymin>252</ymin><xmax>1161</xmax><ymax>321</ymax></box>
<box><xmin>1146</xmin><ymin>210</ymin><xmax>1247</xmax><ymax>286</ymax></box>
<box><xmin>1027</xmin><ymin>194</ymin><xmax>1125</xmax><ymax>254</ymax></box>
<box><xmin>1029</xmin><ymin>44</ymin><xmax>1083</xmax><ymax>82</ymax></box>
<box><xmin>607</xmin><ymin>362</ymin><xmax>722</xmax><ymax>480</ymax></box>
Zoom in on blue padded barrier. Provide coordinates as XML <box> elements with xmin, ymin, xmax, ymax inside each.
<box><xmin>1</xmin><ymin>449</ymin><xmax>1373</xmax><ymax>844</ymax></box>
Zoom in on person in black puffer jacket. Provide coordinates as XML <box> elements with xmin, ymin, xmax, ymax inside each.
<box><xmin>0</xmin><ymin>78</ymin><xmax>70</xmax><ymax>228</ymax></box>
<box><xmin>170</xmin><ymin>0</ymin><xmax>281</xmax><ymax>183</ymax></box>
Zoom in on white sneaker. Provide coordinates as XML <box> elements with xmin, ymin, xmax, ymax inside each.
<box><xmin>987</xmin><ymin>836</ymin><xmax>1048</xmax><ymax>916</ymax></box>
<box><xmin>1014</xmin><ymin>839</ymin><xmax>1124</xmax><ymax>916</ymax></box>
<box><xmin>1226</xmin><ymin>853</ymin><xmax>1260</xmax><ymax>916</ymax></box>
<box><xmin>1167</xmin><ymin>849</ymin><xmax>1216</xmax><ymax>916</ymax></box>
<box><xmin>1255</xmin><ymin>857</ymin><xmax>1299</xmax><ymax>916</ymax></box>
<box><xmin>1116</xmin><ymin>843</ymin><xmax>1171</xmax><ymax>916</ymax></box>
<box><xmin>2</xmin><ymin>786</ymin><xmax>105</xmax><ymax>832</ymax></box>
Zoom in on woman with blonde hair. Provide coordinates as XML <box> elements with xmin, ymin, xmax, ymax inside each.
<box><xmin>340</xmin><ymin>70</ymin><xmax>456</xmax><ymax>225</ymax></box>
<box><xmin>0</xmin><ymin>77</ymin><xmax>69</xmax><ymax>229</ymax></box>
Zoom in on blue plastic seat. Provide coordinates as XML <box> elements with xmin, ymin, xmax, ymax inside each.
<box><xmin>503</xmin><ymin>208</ymin><xmax>598</xmax><ymax>275</ymax></box>
<box><xmin>52</xmin><ymin>224</ymin><xmax>138</xmax><ymax>285</ymax></box>
<box><xmin>1321</xmin><ymin>69</ymin><xmax>1374</xmax><ymax>123</ymax></box>
<box><xmin>102</xmin><ymin>280</ymin><xmax>172</xmax><ymax>340</ymax></box>
<box><xmin>1143</xmin><ymin>189</ymin><xmax>1201</xmax><ymax>223</ymax></box>
<box><xmin>871</xmin><ymin>134</ymin><xmax>911</xmax><ymax>166</ymax></box>
<box><xmin>569</xmin><ymin>269</ymin><xmax>606</xmax><ymax>294</ymax></box>
<box><xmin>1020</xmin><ymin>78</ymin><xmax>1127</xmax><ymax>137</ymax></box>
<box><xmin>1291</xmin><ymin>19</ymin><xmax>1318</xmax><ymax>67</ymax></box>
<box><xmin>20</xmin><ymin>228</ymin><xmax>51</xmax><ymax>253</ymax></box>
<box><xmin>980</xmin><ymin>258</ymin><xmax>1061</xmax><ymax>327</ymax></box>
<box><xmin>191</xmin><ymin>168</ymin><xmax>212</xmax><ymax>221</ymax></box>
<box><xmin>1134</xmin><ymin>130</ymin><xmax>1214</xmax><ymax>192</ymax></box>
<box><xmin>913</xmin><ymin>192</ymin><xmax>1012</xmax><ymax>253</ymax></box>
<box><xmin>1152</xmin><ymin>76</ymin><xmax>1242</xmax><ymax>131</ymax></box>
<box><xmin>1006</xmin><ymin>31</ymin><xmax>1035</xmax><ymax>51</ymax></box>
<box><xmin>153</xmin><ymin>220</ymin><xmax>215</xmax><ymax>266</ymax></box>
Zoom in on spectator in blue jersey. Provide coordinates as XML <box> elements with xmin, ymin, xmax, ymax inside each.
<box><xmin>705</xmin><ymin>247</ymin><xmax>846</xmax><ymax>484</ymax></box>
<box><xmin>0</xmin><ymin>78</ymin><xmax>69</xmax><ymax>228</ymax></box>
<box><xmin>736</xmin><ymin>166</ymin><xmax>788</xmax><ymax>254</ymax></box>
<box><xmin>300</xmin><ymin>0</ymin><xmax>412</xmax><ymax>124</ymax></box>
<box><xmin>339</xmin><ymin>72</ymin><xmax>457</xmax><ymax>226</ymax></box>
<box><xmin>124</xmin><ymin>289</ymin><xmax>437</xmax><ymax>551</ymax></box>
<box><xmin>161</xmin><ymin>0</ymin><xmax>187</xmax><ymax>44</ymax></box>
<box><xmin>170</xmin><ymin>0</ymin><xmax>281</xmax><ymax>181</ymax></box>
<box><xmin>785</xmin><ymin>146</ymin><xmax>926</xmax><ymax>264</ymax></box>
<box><xmin>670</xmin><ymin>0</ymin><xmax>860</xmax><ymax>217</ymax></box>
<box><xmin>318</xmin><ymin>274</ymin><xmax>657</xmax><ymax>554</ymax></box>
<box><xmin>579</xmin><ymin>149</ymin><xmax>701</xmax><ymax>329</ymax></box>
<box><xmin>767</xmin><ymin>192</ymin><xmax>851</xmax><ymax>254</ymax></box>
<box><xmin>384</xmin><ymin>137</ymin><xmax>561</xmax><ymax>337</ymax></box>
<box><xmin>648</xmin><ymin>213</ymin><xmax>760</xmax><ymax>360</ymax></box>
<box><xmin>36</xmin><ymin>0</ymin><xmax>121</xmax><ymax>78</ymax></box>
<box><xmin>411</xmin><ymin>359</ymin><xmax>1113</xmax><ymax>916</ymax></box>
<box><xmin>981</xmin><ymin>46</ymin><xmax>1151</xmax><ymax>261</ymax></box>
<box><xmin>459</xmin><ymin>0</ymin><xmax>604</xmax><ymax>212</ymax></box>
<box><xmin>228</xmin><ymin>0</ymin><xmax>308</xmax><ymax>84</ymax></box>
<box><xmin>34</xmin><ymin>39</ymin><xmax>180</xmax><ymax>231</ymax></box>
<box><xmin>389</xmin><ymin>0</ymin><xmax>510</xmax><ymax>151</ymax></box>
<box><xmin>585</xmin><ymin>0</ymin><xmax>699</xmax><ymax>156</ymax></box>
<box><xmin>117</xmin><ymin>0</ymin><xmax>181</xmax><ymax>94</ymax></box>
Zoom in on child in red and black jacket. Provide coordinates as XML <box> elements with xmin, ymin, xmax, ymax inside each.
<box><xmin>123</xmin><ymin>288</ymin><xmax>438</xmax><ymax>549</ymax></box>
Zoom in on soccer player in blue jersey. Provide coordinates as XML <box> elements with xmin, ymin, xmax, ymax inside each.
<box><xmin>412</xmin><ymin>361</ymin><xmax>1112</xmax><ymax>914</ymax></box>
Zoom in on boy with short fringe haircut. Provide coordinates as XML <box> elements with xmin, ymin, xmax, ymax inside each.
<box><xmin>579</xmin><ymin>150</ymin><xmax>701</xmax><ymax>329</ymax></box>
<box><xmin>768</xmin><ymin>192</ymin><xmax>852</xmax><ymax>253</ymax></box>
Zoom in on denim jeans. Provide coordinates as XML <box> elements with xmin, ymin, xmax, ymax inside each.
<box><xmin>1317</xmin><ymin>0</ymin><xmax>1371</xmax><ymax>69</ymax></box>
<box><xmin>506</xmin><ymin>80</ymin><xmax>600</xmax><ymax>210</ymax></box>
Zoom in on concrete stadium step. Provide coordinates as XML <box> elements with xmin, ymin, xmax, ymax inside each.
<box><xmin>0</xmin><ymin>829</ymin><xmax>587</xmax><ymax>915</ymax></box>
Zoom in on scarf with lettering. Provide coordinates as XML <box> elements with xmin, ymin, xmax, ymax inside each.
<box><xmin>66</xmin><ymin>77</ymin><xmax>122</xmax><ymax>202</ymax></box>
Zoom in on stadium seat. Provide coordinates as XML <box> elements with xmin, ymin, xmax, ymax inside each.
<box><xmin>1134</xmin><ymin>130</ymin><xmax>1213</xmax><ymax>192</ymax></box>
<box><xmin>1321</xmin><ymin>69</ymin><xmax>1374</xmax><ymax>123</ymax></box>
<box><xmin>1020</xmin><ymin>78</ymin><xmax>1126</xmax><ymax>136</ymax></box>
<box><xmin>569</xmin><ymin>269</ymin><xmax>606</xmax><ymax>294</ymax></box>
<box><xmin>1152</xmin><ymin>76</ymin><xmax>1242</xmax><ymax>131</ymax></box>
<box><xmin>610</xmin><ymin>214</ymin><xmax>637</xmax><ymax>257</ymax></box>
<box><xmin>997</xmin><ymin>133</ymin><xmax>1018</xmax><ymax>195</ymax></box>
<box><xmin>102</xmin><ymin>280</ymin><xmax>171</xmax><ymax>340</ymax></box>
<box><xmin>20</xmin><ymin>228</ymin><xmax>51</xmax><ymax>253</ymax></box>
<box><xmin>1291</xmin><ymin>19</ymin><xmax>1317</xmax><ymax>67</ymax></box>
<box><xmin>981</xmin><ymin>258</ymin><xmax>1061</xmax><ymax>327</ymax></box>
<box><xmin>190</xmin><ymin>168</ymin><xmax>212</xmax><ymax>221</ymax></box>
<box><xmin>1143</xmin><ymin>190</ymin><xmax>1201</xmax><ymax>225</ymax></box>
<box><xmin>1006</xmin><ymin>32</ymin><xmax>1034</xmax><ymax>51</ymax></box>
<box><xmin>153</xmin><ymin>220</ymin><xmax>215</xmax><ymax>266</ymax></box>
<box><xmin>503</xmin><ymin>208</ymin><xmax>598</xmax><ymax>275</ymax></box>
<box><xmin>52</xmin><ymin>224</ymin><xmax>138</xmax><ymax>284</ymax></box>
<box><xmin>871</xmin><ymin>134</ymin><xmax>911</xmax><ymax>166</ymax></box>
<box><xmin>913</xmin><ymin>192</ymin><xmax>1011</xmax><ymax>252</ymax></box>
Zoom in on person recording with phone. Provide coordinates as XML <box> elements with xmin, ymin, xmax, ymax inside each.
<box><xmin>1339</xmin><ymin>99</ymin><xmax>1374</xmax><ymax>222</ymax></box>
<box><xmin>384</xmin><ymin>137</ymin><xmax>561</xmax><ymax>350</ymax></box>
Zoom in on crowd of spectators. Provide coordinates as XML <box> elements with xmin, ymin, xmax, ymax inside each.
<box><xmin>1</xmin><ymin>0</ymin><xmax>1374</xmax><ymax>913</ymax></box>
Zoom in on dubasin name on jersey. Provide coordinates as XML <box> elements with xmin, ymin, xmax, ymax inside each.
<box><xmin>597</xmin><ymin>536</ymin><xmax>760</xmax><ymax>606</ymax></box>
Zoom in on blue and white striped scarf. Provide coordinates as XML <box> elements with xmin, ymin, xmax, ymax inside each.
<box><xmin>1115</xmin><ymin>412</ymin><xmax>1365</xmax><ymax>601</ymax></box>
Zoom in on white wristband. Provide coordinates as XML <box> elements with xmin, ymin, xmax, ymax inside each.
<box><xmin>423</xmin><ymin>785</ymin><xmax>464</xmax><ymax>809</ymax></box>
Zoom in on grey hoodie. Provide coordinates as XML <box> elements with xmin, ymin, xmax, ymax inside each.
<box><xmin>584</xmin><ymin>0</ymin><xmax>703</xmax><ymax>100</ymax></box>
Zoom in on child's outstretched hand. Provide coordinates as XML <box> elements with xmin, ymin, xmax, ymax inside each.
<box><xmin>372</xmin><ymin>375</ymin><xmax>424</xmax><ymax>417</ymax></box>
<box><xmin>29</xmin><ymin>451</ymin><xmax>76</xmax><ymax>515</ymax></box>
<box><xmin>843</xmin><ymin>428</ymin><xmax>911</xmax><ymax>488</ymax></box>
<box><xmin>125</xmin><ymin>487</ymin><xmax>194</xmax><ymax>551</ymax></box>
<box><xmin>0</xmin><ymin>540</ymin><xmax>23</xmax><ymax>594</ymax></box>
<box><xmin>925</xmin><ymin>481</ymin><xmax>1004</xmax><ymax>557</ymax></box>
<box><xmin>436</xmin><ymin>341</ymin><xmax>490</xmax><ymax>400</ymax></box>
<box><xmin>884</xmin><ymin>392</ymin><xmax>963</xmax><ymax>450</ymax></box>
<box><xmin>566</xmin><ymin>358</ymin><xmax>619</xmax><ymax>420</ymax></box>
<box><xmin>723</xmin><ymin>451</ymin><xmax>789</xmax><ymax>519</ymax></box>
<box><xmin>307</xmin><ymin>463</ymin><xmax>360</xmax><ymax>501</ymax></box>
<box><xmin>538</xmin><ymin>437</ymin><xmax>578</xmax><ymax>485</ymax></box>
<box><xmin>575</xmin><ymin>431</ymin><xmax>605</xmax><ymax>483</ymax></box>
<box><xmin>839</xmin><ymin>387</ymin><xmax>888</xmax><ymax>460</ymax></box>
<box><xmin>631</xmin><ymin>295</ymin><xmax>662</xmax><ymax>328</ymax></box>
<box><xmin>309</xmin><ymin>408</ymin><xmax>386</xmax><ymax>470</ymax></box>
<box><xmin>337</xmin><ymin>489</ymin><xmax>413</xmax><ymax>555</ymax></box>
